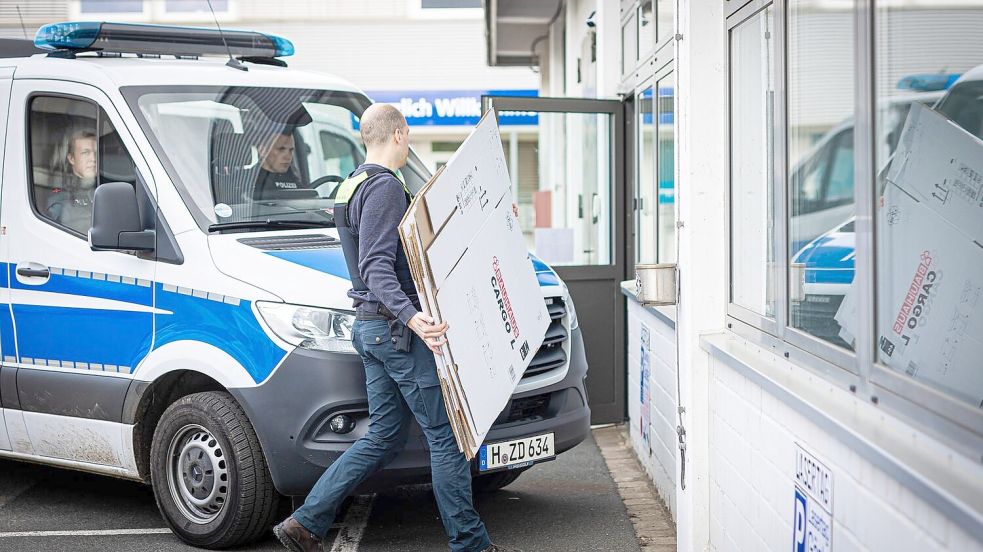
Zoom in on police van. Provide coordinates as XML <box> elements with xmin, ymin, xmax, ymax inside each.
<box><xmin>0</xmin><ymin>23</ymin><xmax>590</xmax><ymax>548</ymax></box>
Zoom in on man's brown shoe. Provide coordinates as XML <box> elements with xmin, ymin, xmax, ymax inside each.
<box><xmin>273</xmin><ymin>517</ymin><xmax>322</xmax><ymax>552</ymax></box>
<box><xmin>481</xmin><ymin>545</ymin><xmax>523</xmax><ymax>552</ymax></box>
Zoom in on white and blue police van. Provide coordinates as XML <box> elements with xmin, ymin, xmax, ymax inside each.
<box><xmin>0</xmin><ymin>23</ymin><xmax>590</xmax><ymax>548</ymax></box>
<box><xmin>790</xmin><ymin>67</ymin><xmax>983</xmax><ymax>345</ymax></box>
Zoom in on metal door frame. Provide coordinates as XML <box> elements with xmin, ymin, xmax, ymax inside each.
<box><xmin>482</xmin><ymin>95</ymin><xmax>627</xmax><ymax>423</ymax></box>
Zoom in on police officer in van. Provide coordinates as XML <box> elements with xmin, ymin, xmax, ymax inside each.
<box><xmin>47</xmin><ymin>129</ymin><xmax>98</xmax><ymax>234</ymax></box>
<box><xmin>252</xmin><ymin>129</ymin><xmax>304</xmax><ymax>199</ymax></box>
<box><xmin>273</xmin><ymin>104</ymin><xmax>518</xmax><ymax>552</ymax></box>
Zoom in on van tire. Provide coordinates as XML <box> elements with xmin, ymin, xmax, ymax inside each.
<box><xmin>472</xmin><ymin>469</ymin><xmax>526</xmax><ymax>493</ymax></box>
<box><xmin>150</xmin><ymin>391</ymin><xmax>278</xmax><ymax>549</ymax></box>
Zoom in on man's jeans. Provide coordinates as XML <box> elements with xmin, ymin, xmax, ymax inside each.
<box><xmin>293</xmin><ymin>319</ymin><xmax>491</xmax><ymax>552</ymax></box>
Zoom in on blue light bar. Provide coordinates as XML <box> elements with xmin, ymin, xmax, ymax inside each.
<box><xmin>35</xmin><ymin>21</ymin><xmax>294</xmax><ymax>58</ymax></box>
<box><xmin>896</xmin><ymin>73</ymin><xmax>960</xmax><ymax>92</ymax></box>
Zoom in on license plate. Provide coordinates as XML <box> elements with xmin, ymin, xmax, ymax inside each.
<box><xmin>478</xmin><ymin>433</ymin><xmax>555</xmax><ymax>472</ymax></box>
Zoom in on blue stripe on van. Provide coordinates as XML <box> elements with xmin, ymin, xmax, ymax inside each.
<box><xmin>8</xmin><ymin>266</ymin><xmax>154</xmax><ymax>369</ymax></box>
<box><xmin>265</xmin><ymin>248</ymin><xmax>350</xmax><ymax>280</ymax></box>
<box><xmin>152</xmin><ymin>285</ymin><xmax>286</xmax><ymax>384</ymax></box>
<box><xmin>0</xmin><ymin>262</ymin><xmax>284</xmax><ymax>382</ymax></box>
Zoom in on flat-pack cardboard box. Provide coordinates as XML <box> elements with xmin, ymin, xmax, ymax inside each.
<box><xmin>834</xmin><ymin>105</ymin><xmax>983</xmax><ymax>405</ymax></box>
<box><xmin>872</xmin><ymin>182</ymin><xmax>983</xmax><ymax>405</ymax></box>
<box><xmin>399</xmin><ymin>110</ymin><xmax>550</xmax><ymax>458</ymax></box>
<box><xmin>885</xmin><ymin>102</ymin><xmax>983</xmax><ymax>246</ymax></box>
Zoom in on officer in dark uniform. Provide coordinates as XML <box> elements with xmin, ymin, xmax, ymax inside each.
<box><xmin>46</xmin><ymin>129</ymin><xmax>98</xmax><ymax>234</ymax></box>
<box><xmin>252</xmin><ymin>130</ymin><xmax>304</xmax><ymax>199</ymax></box>
<box><xmin>273</xmin><ymin>104</ymin><xmax>518</xmax><ymax>552</ymax></box>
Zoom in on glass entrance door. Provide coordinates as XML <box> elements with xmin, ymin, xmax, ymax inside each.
<box><xmin>482</xmin><ymin>96</ymin><xmax>626</xmax><ymax>423</ymax></box>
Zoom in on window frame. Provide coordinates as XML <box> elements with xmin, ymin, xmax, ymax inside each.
<box><xmin>724</xmin><ymin>0</ymin><xmax>983</xmax><ymax>458</ymax></box>
<box><xmin>622</xmin><ymin>0</ymin><xmax>676</xmax><ymax>81</ymax></box>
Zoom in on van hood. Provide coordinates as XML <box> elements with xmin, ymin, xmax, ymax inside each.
<box><xmin>208</xmin><ymin>229</ymin><xmax>356</xmax><ymax>310</ymax></box>
<box><xmin>208</xmin><ymin>229</ymin><xmax>565</xmax><ymax>309</ymax></box>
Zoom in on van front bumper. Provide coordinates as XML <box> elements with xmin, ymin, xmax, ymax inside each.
<box><xmin>230</xmin><ymin>327</ymin><xmax>591</xmax><ymax>497</ymax></box>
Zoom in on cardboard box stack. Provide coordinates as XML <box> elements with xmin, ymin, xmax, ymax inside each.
<box><xmin>399</xmin><ymin>110</ymin><xmax>550</xmax><ymax>459</ymax></box>
<box><xmin>835</xmin><ymin>103</ymin><xmax>983</xmax><ymax>405</ymax></box>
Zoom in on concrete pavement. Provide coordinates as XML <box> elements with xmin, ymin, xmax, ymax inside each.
<box><xmin>0</xmin><ymin>429</ymin><xmax>663</xmax><ymax>551</ymax></box>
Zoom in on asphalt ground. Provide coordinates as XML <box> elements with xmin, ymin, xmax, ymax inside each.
<box><xmin>0</xmin><ymin>432</ymin><xmax>641</xmax><ymax>552</ymax></box>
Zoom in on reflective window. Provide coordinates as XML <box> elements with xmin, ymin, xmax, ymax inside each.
<box><xmin>80</xmin><ymin>0</ymin><xmax>143</xmax><ymax>13</ymax></box>
<box><xmin>28</xmin><ymin>96</ymin><xmax>137</xmax><ymax>237</ymax></box>
<box><xmin>124</xmin><ymin>87</ymin><xmax>435</xmax><ymax>231</ymax></box>
<box><xmin>787</xmin><ymin>0</ymin><xmax>856</xmax><ymax>349</ymax></box>
<box><xmin>730</xmin><ymin>6</ymin><xmax>776</xmax><ymax>317</ymax></box>
<box><xmin>656</xmin><ymin>73</ymin><xmax>676</xmax><ymax>263</ymax></box>
<box><xmin>499</xmin><ymin>111</ymin><xmax>613</xmax><ymax>266</ymax></box>
<box><xmin>623</xmin><ymin>12</ymin><xmax>639</xmax><ymax>75</ymax></box>
<box><xmin>639</xmin><ymin>1</ymin><xmax>655</xmax><ymax>54</ymax></box>
<box><xmin>165</xmin><ymin>0</ymin><xmax>228</xmax><ymax>11</ymax></box>
<box><xmin>871</xmin><ymin>1</ymin><xmax>983</xmax><ymax>407</ymax></box>
<box><xmin>637</xmin><ymin>85</ymin><xmax>656</xmax><ymax>263</ymax></box>
<box><xmin>657</xmin><ymin>0</ymin><xmax>674</xmax><ymax>44</ymax></box>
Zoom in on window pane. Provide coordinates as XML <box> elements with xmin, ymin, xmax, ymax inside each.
<box><xmin>80</xmin><ymin>0</ymin><xmax>143</xmax><ymax>13</ymax></box>
<box><xmin>166</xmin><ymin>0</ymin><xmax>228</xmax><ymax>11</ymax></box>
<box><xmin>622</xmin><ymin>13</ymin><xmax>638</xmax><ymax>75</ymax></box>
<box><xmin>788</xmin><ymin>0</ymin><xmax>856</xmax><ymax>349</ymax></box>
<box><xmin>422</xmin><ymin>0</ymin><xmax>481</xmax><ymax>7</ymax></box>
<box><xmin>657</xmin><ymin>73</ymin><xmax>675</xmax><ymax>263</ymax></box>
<box><xmin>29</xmin><ymin>97</ymin><xmax>137</xmax><ymax>237</ymax></box>
<box><xmin>639</xmin><ymin>1</ymin><xmax>654</xmax><ymax>55</ymax></box>
<box><xmin>730</xmin><ymin>7</ymin><xmax>776</xmax><ymax>317</ymax></box>
<box><xmin>657</xmin><ymin>0</ymin><xmax>674</xmax><ymax>44</ymax></box>
<box><xmin>499</xmin><ymin>111</ymin><xmax>613</xmax><ymax>266</ymax></box>
<box><xmin>871</xmin><ymin>2</ymin><xmax>983</xmax><ymax>406</ymax></box>
<box><xmin>637</xmin><ymin>86</ymin><xmax>656</xmax><ymax>264</ymax></box>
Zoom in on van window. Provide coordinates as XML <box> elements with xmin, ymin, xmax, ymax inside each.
<box><xmin>123</xmin><ymin>86</ymin><xmax>430</xmax><ymax>232</ymax></box>
<box><xmin>28</xmin><ymin>96</ymin><xmax>137</xmax><ymax>237</ymax></box>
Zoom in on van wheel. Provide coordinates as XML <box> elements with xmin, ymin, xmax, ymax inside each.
<box><xmin>150</xmin><ymin>391</ymin><xmax>278</xmax><ymax>549</ymax></box>
<box><xmin>472</xmin><ymin>469</ymin><xmax>526</xmax><ymax>493</ymax></box>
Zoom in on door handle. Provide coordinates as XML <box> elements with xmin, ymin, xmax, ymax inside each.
<box><xmin>16</xmin><ymin>267</ymin><xmax>49</xmax><ymax>278</ymax></box>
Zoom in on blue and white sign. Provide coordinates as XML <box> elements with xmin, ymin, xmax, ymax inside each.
<box><xmin>793</xmin><ymin>444</ymin><xmax>834</xmax><ymax>552</ymax></box>
<box><xmin>366</xmin><ymin>89</ymin><xmax>539</xmax><ymax>127</ymax></box>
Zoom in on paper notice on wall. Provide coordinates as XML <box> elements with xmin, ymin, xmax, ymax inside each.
<box><xmin>534</xmin><ymin>228</ymin><xmax>575</xmax><ymax>265</ymax></box>
<box><xmin>640</xmin><ymin>323</ymin><xmax>651</xmax><ymax>448</ymax></box>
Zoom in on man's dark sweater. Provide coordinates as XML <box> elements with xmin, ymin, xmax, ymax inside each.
<box><xmin>345</xmin><ymin>163</ymin><xmax>420</xmax><ymax>325</ymax></box>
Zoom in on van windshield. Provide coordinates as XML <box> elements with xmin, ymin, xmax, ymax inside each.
<box><xmin>122</xmin><ymin>86</ymin><xmax>425</xmax><ymax>232</ymax></box>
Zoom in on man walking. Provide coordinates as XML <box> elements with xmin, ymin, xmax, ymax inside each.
<box><xmin>273</xmin><ymin>104</ymin><xmax>517</xmax><ymax>552</ymax></box>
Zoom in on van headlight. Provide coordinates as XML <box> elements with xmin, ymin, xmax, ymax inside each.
<box><xmin>256</xmin><ymin>302</ymin><xmax>356</xmax><ymax>354</ymax></box>
<box><xmin>565</xmin><ymin>291</ymin><xmax>579</xmax><ymax>330</ymax></box>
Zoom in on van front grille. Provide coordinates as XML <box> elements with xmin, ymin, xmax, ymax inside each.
<box><xmin>523</xmin><ymin>296</ymin><xmax>569</xmax><ymax>379</ymax></box>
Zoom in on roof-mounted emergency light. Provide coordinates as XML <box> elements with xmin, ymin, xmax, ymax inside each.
<box><xmin>896</xmin><ymin>73</ymin><xmax>960</xmax><ymax>92</ymax></box>
<box><xmin>34</xmin><ymin>21</ymin><xmax>294</xmax><ymax>59</ymax></box>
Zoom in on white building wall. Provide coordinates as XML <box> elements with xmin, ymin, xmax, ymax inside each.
<box><xmin>626</xmin><ymin>300</ymin><xmax>678</xmax><ymax>518</ymax></box>
<box><xmin>703</xmin><ymin>335</ymin><xmax>983</xmax><ymax>552</ymax></box>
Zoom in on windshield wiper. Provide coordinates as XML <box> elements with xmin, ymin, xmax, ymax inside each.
<box><xmin>208</xmin><ymin>219</ymin><xmax>334</xmax><ymax>232</ymax></box>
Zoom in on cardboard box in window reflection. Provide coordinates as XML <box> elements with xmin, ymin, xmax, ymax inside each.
<box><xmin>836</xmin><ymin>103</ymin><xmax>983</xmax><ymax>406</ymax></box>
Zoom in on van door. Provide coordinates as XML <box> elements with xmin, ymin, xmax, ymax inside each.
<box><xmin>2</xmin><ymin>80</ymin><xmax>156</xmax><ymax>466</ymax></box>
<box><xmin>0</xmin><ymin>67</ymin><xmax>15</xmax><ymax>452</ymax></box>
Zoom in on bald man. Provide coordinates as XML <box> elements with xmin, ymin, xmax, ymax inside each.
<box><xmin>273</xmin><ymin>105</ymin><xmax>517</xmax><ymax>552</ymax></box>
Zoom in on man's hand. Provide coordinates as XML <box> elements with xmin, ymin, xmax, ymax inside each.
<box><xmin>408</xmin><ymin>313</ymin><xmax>449</xmax><ymax>354</ymax></box>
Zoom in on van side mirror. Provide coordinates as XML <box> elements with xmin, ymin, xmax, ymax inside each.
<box><xmin>89</xmin><ymin>182</ymin><xmax>156</xmax><ymax>252</ymax></box>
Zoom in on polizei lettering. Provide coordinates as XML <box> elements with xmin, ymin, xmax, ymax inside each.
<box><xmin>893</xmin><ymin>250</ymin><xmax>938</xmax><ymax>345</ymax></box>
<box><xmin>491</xmin><ymin>256</ymin><xmax>520</xmax><ymax>349</ymax></box>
